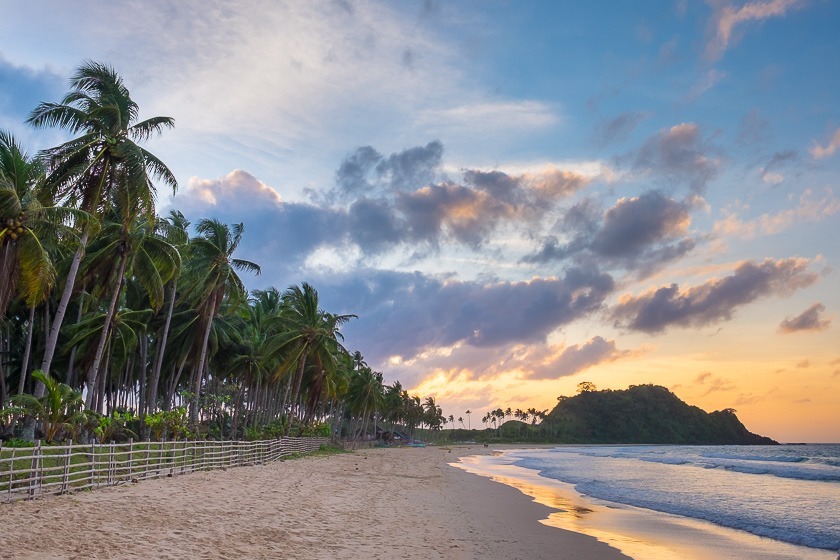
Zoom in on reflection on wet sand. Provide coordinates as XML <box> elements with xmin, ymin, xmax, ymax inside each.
<box><xmin>453</xmin><ymin>451</ymin><xmax>833</xmax><ymax>560</ymax></box>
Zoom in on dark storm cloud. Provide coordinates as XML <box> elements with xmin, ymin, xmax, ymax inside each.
<box><xmin>779</xmin><ymin>303</ymin><xmax>831</xmax><ymax>333</ymax></box>
<box><xmin>314</xmin><ymin>266</ymin><xmax>615</xmax><ymax>366</ymax></box>
<box><xmin>526</xmin><ymin>336</ymin><xmax>629</xmax><ymax>380</ymax></box>
<box><xmin>592</xmin><ymin>111</ymin><xmax>648</xmax><ymax>146</ymax></box>
<box><xmin>523</xmin><ymin>191</ymin><xmax>698</xmax><ymax>274</ymax></box>
<box><xmin>611</xmin><ymin>258</ymin><xmax>818</xmax><ymax>333</ymax></box>
<box><xmin>632</xmin><ymin>123</ymin><xmax>720</xmax><ymax>193</ymax></box>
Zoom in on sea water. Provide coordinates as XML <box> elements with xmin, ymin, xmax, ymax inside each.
<box><xmin>459</xmin><ymin>445</ymin><xmax>840</xmax><ymax>560</ymax></box>
<box><xmin>490</xmin><ymin>445</ymin><xmax>840</xmax><ymax>554</ymax></box>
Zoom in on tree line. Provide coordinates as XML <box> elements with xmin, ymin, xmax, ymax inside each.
<box><xmin>0</xmin><ymin>61</ymin><xmax>447</xmax><ymax>444</ymax></box>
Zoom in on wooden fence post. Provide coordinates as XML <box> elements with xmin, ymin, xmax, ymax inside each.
<box><xmin>90</xmin><ymin>441</ymin><xmax>96</xmax><ymax>489</ymax></box>
<box><xmin>108</xmin><ymin>442</ymin><xmax>115</xmax><ymax>486</ymax></box>
<box><xmin>127</xmin><ymin>438</ymin><xmax>134</xmax><ymax>481</ymax></box>
<box><xmin>61</xmin><ymin>440</ymin><xmax>73</xmax><ymax>494</ymax></box>
<box><xmin>8</xmin><ymin>446</ymin><xmax>16</xmax><ymax>500</ymax></box>
<box><xmin>28</xmin><ymin>440</ymin><xmax>41</xmax><ymax>499</ymax></box>
<box><xmin>144</xmin><ymin>439</ymin><xmax>151</xmax><ymax>479</ymax></box>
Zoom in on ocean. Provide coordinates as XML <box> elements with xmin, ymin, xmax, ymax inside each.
<box><xmin>456</xmin><ymin>444</ymin><xmax>840</xmax><ymax>559</ymax></box>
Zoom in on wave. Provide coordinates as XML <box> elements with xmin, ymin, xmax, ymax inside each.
<box><xmin>701</xmin><ymin>452</ymin><xmax>807</xmax><ymax>463</ymax></box>
<box><xmin>543</xmin><ymin>445</ymin><xmax>840</xmax><ymax>483</ymax></box>
<box><xmin>511</xmin><ymin>447</ymin><xmax>840</xmax><ymax>551</ymax></box>
<box><xmin>572</xmin><ymin>479</ymin><xmax>839</xmax><ymax>551</ymax></box>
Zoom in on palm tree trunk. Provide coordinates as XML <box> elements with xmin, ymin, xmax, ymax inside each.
<box><xmin>147</xmin><ymin>282</ymin><xmax>176</xmax><ymax>416</ymax></box>
<box><xmin>38</xmin><ymin>229</ymin><xmax>89</xmax><ymax>385</ymax></box>
<box><xmin>17</xmin><ymin>304</ymin><xmax>36</xmax><ymax>395</ymax></box>
<box><xmin>84</xmin><ymin>251</ymin><xmax>128</xmax><ymax>409</ymax></box>
<box><xmin>190</xmin><ymin>291</ymin><xmax>218</xmax><ymax>425</ymax></box>
<box><xmin>165</xmin><ymin>355</ymin><xmax>188</xmax><ymax>411</ymax></box>
<box><xmin>138</xmin><ymin>334</ymin><xmax>148</xmax><ymax>418</ymax></box>
<box><xmin>65</xmin><ymin>300</ymin><xmax>85</xmax><ymax>390</ymax></box>
<box><xmin>284</xmin><ymin>351</ymin><xmax>308</xmax><ymax>436</ymax></box>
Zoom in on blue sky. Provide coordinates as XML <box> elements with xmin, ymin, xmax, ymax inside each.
<box><xmin>1</xmin><ymin>0</ymin><xmax>838</xmax><ymax>441</ymax></box>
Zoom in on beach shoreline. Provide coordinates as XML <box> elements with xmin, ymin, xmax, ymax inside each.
<box><xmin>459</xmin><ymin>446</ymin><xmax>836</xmax><ymax>560</ymax></box>
<box><xmin>0</xmin><ymin>445</ymin><xmax>628</xmax><ymax>559</ymax></box>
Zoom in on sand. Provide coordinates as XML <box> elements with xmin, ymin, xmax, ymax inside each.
<box><xmin>0</xmin><ymin>445</ymin><xmax>629</xmax><ymax>559</ymax></box>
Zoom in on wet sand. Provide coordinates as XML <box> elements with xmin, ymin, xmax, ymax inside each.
<box><xmin>0</xmin><ymin>445</ymin><xmax>628</xmax><ymax>559</ymax></box>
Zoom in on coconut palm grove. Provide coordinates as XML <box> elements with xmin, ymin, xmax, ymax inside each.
<box><xmin>0</xmin><ymin>62</ymin><xmax>452</xmax><ymax>444</ymax></box>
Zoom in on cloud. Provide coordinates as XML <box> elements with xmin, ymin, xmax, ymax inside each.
<box><xmin>632</xmin><ymin>123</ymin><xmax>721</xmax><ymax>193</ymax></box>
<box><xmin>524</xmin><ymin>190</ymin><xmax>700</xmax><ymax>275</ymax></box>
<box><xmin>592</xmin><ymin>112</ymin><xmax>649</xmax><ymax>146</ymax></box>
<box><xmin>779</xmin><ymin>303</ymin><xmax>832</xmax><ymax>333</ymax></box>
<box><xmin>0</xmin><ymin>57</ymin><xmax>64</xmax><ymax>120</ymax></box>
<box><xmin>611</xmin><ymin>257</ymin><xmax>818</xmax><ymax>333</ymax></box>
<box><xmin>316</xmin><ymin>266</ymin><xmax>615</xmax><ymax>366</ymax></box>
<box><xmin>526</xmin><ymin>336</ymin><xmax>632</xmax><ymax>380</ymax></box>
<box><xmin>327</xmin><ymin>143</ymin><xmax>597</xmax><ymax>253</ymax></box>
<box><xmin>714</xmin><ymin>188</ymin><xmax>840</xmax><ymax>239</ymax></box>
<box><xmin>171</xmin><ymin>169</ymin><xmax>342</xmax><ymax>274</ymax></box>
<box><xmin>810</xmin><ymin>128</ymin><xmax>840</xmax><ymax>160</ymax></box>
<box><xmin>687</xmin><ymin>68</ymin><xmax>726</xmax><ymax>100</ymax></box>
<box><xmin>591</xmin><ymin>191</ymin><xmax>693</xmax><ymax>258</ymax></box>
<box><xmin>331</xmin><ymin>141</ymin><xmax>444</xmax><ymax>201</ymax></box>
<box><xmin>172</xmin><ymin>142</ymin><xmax>607</xmax><ymax>282</ymax></box>
<box><xmin>759</xmin><ymin>149</ymin><xmax>797</xmax><ymax>184</ymax></box>
<box><xmin>693</xmin><ymin>372</ymin><xmax>735</xmax><ymax>396</ymax></box>
<box><xmin>706</xmin><ymin>0</ymin><xmax>804</xmax><ymax>61</ymax></box>
<box><xmin>182</xmin><ymin>169</ymin><xmax>282</xmax><ymax>208</ymax></box>
<box><xmin>416</xmin><ymin>100</ymin><xmax>559</xmax><ymax>134</ymax></box>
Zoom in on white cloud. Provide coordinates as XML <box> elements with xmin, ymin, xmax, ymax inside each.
<box><xmin>416</xmin><ymin>100</ymin><xmax>560</xmax><ymax>133</ymax></box>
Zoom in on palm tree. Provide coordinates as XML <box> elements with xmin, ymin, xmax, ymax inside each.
<box><xmin>9</xmin><ymin>370</ymin><xmax>83</xmax><ymax>443</ymax></box>
<box><xmin>346</xmin><ymin>366</ymin><xmax>384</xmax><ymax>442</ymax></box>
<box><xmin>0</xmin><ymin>131</ymin><xmax>52</xmax><ymax>318</ymax></box>
<box><xmin>180</xmin><ymin>219</ymin><xmax>259</xmax><ymax>424</ymax></box>
<box><xmin>27</xmin><ymin>61</ymin><xmax>177</xmax><ymax>381</ymax></box>
<box><xmin>267</xmin><ymin>282</ymin><xmax>354</xmax><ymax>435</ymax></box>
<box><xmin>465</xmin><ymin>409</ymin><xmax>471</xmax><ymax>430</ymax></box>
<box><xmin>0</xmin><ymin>131</ymin><xmax>89</xmax><ymax>396</ymax></box>
<box><xmin>79</xmin><ymin>194</ymin><xmax>180</xmax><ymax>409</ymax></box>
<box><xmin>146</xmin><ymin>211</ymin><xmax>189</xmax><ymax>416</ymax></box>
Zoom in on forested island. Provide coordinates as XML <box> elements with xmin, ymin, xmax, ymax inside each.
<box><xmin>447</xmin><ymin>384</ymin><xmax>777</xmax><ymax>445</ymax></box>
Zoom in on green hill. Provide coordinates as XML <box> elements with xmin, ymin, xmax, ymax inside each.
<box><xmin>545</xmin><ymin>384</ymin><xmax>777</xmax><ymax>445</ymax></box>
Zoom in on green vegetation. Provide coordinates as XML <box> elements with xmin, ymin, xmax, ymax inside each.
<box><xmin>438</xmin><ymin>383</ymin><xmax>776</xmax><ymax>445</ymax></box>
<box><xmin>0</xmin><ymin>62</ymin><xmax>446</xmax><ymax>446</ymax></box>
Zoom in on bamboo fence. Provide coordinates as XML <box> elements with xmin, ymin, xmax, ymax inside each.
<box><xmin>0</xmin><ymin>436</ymin><xmax>328</xmax><ymax>503</ymax></box>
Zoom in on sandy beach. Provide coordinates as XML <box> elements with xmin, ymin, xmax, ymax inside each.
<box><xmin>0</xmin><ymin>445</ymin><xmax>628</xmax><ymax>560</ymax></box>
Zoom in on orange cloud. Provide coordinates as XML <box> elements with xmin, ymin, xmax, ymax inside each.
<box><xmin>810</xmin><ymin>128</ymin><xmax>840</xmax><ymax>159</ymax></box>
<box><xmin>707</xmin><ymin>0</ymin><xmax>803</xmax><ymax>60</ymax></box>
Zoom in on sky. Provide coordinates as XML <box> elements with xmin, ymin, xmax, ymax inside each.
<box><xmin>1</xmin><ymin>0</ymin><xmax>838</xmax><ymax>442</ymax></box>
